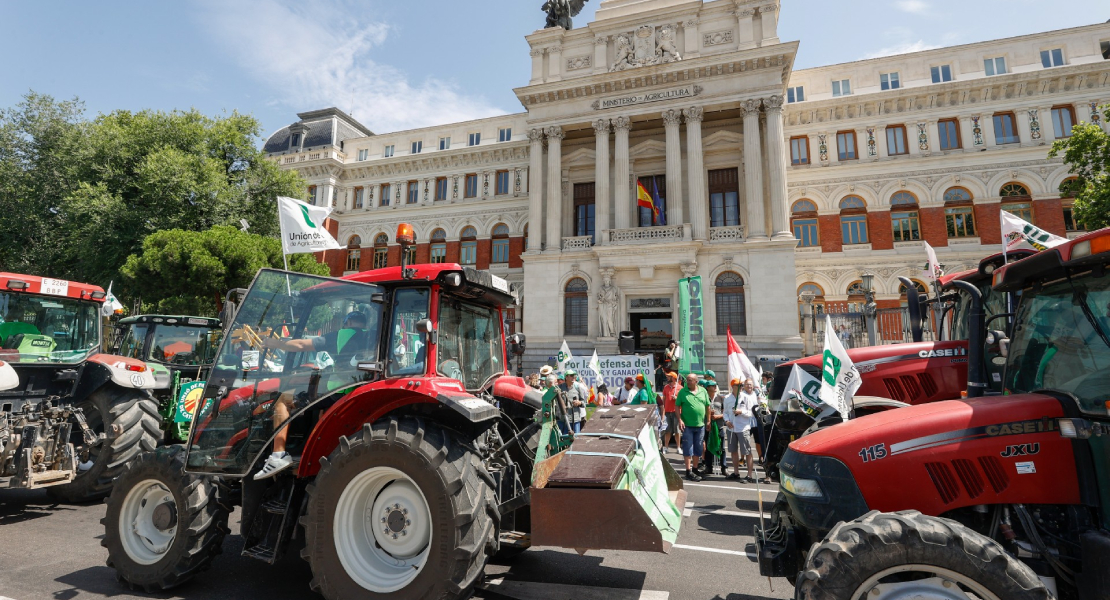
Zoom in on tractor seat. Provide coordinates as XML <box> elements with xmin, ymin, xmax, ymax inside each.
<box><xmin>0</xmin><ymin>322</ymin><xmax>39</xmax><ymax>347</ymax></box>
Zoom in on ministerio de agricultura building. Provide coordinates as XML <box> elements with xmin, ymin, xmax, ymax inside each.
<box><xmin>265</xmin><ymin>0</ymin><xmax>1110</xmax><ymax>374</ymax></box>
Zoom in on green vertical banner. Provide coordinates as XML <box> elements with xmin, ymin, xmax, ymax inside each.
<box><xmin>677</xmin><ymin>276</ymin><xmax>706</xmax><ymax>373</ymax></box>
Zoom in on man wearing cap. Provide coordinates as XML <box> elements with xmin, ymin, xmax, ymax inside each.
<box><xmin>613</xmin><ymin>376</ymin><xmax>636</xmax><ymax>405</ymax></box>
<box><xmin>724</xmin><ymin>379</ymin><xmax>759</xmax><ymax>482</ymax></box>
<box><xmin>702</xmin><ymin>379</ymin><xmax>728</xmax><ymax>476</ymax></box>
<box><xmin>560</xmin><ymin>369</ymin><xmax>589</xmax><ymax>433</ymax></box>
<box><xmin>630</xmin><ymin>373</ymin><xmax>655</xmax><ymax>405</ymax></box>
<box><xmin>675</xmin><ymin>372</ymin><xmax>711</xmax><ymax>481</ymax></box>
<box><xmin>661</xmin><ymin>371</ymin><xmax>680</xmax><ymax>453</ymax></box>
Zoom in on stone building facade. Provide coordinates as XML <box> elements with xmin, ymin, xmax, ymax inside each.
<box><xmin>264</xmin><ymin>0</ymin><xmax>1110</xmax><ymax>374</ymax></box>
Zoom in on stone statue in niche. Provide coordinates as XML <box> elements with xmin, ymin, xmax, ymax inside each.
<box><xmin>656</xmin><ymin>24</ymin><xmax>682</xmax><ymax>62</ymax></box>
<box><xmin>611</xmin><ymin>34</ymin><xmax>636</xmax><ymax>72</ymax></box>
<box><xmin>598</xmin><ymin>270</ymin><xmax>619</xmax><ymax>338</ymax></box>
<box><xmin>542</xmin><ymin>0</ymin><xmax>589</xmax><ymax>30</ymax></box>
<box><xmin>610</xmin><ymin>24</ymin><xmax>684</xmax><ymax>72</ymax></box>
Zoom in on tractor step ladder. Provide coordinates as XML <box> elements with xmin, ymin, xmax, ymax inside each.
<box><xmin>241</xmin><ymin>479</ymin><xmax>303</xmax><ymax>564</ymax></box>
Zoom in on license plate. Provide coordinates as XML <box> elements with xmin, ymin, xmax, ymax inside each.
<box><xmin>40</xmin><ymin>278</ymin><xmax>70</xmax><ymax>296</ymax></box>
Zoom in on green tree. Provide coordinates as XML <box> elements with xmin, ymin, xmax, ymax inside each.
<box><xmin>121</xmin><ymin>226</ymin><xmax>330</xmax><ymax>316</ymax></box>
<box><xmin>1050</xmin><ymin>104</ymin><xmax>1110</xmax><ymax>229</ymax></box>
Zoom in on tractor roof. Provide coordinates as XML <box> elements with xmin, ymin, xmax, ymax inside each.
<box><xmin>118</xmin><ymin>315</ymin><xmax>221</xmax><ymax>327</ymax></box>
<box><xmin>0</xmin><ymin>273</ymin><xmax>106</xmax><ymax>303</ymax></box>
<box><xmin>994</xmin><ymin>227</ymin><xmax>1110</xmax><ymax>292</ymax></box>
<box><xmin>938</xmin><ymin>250</ymin><xmax>1037</xmax><ymax>286</ymax></box>
<box><xmin>341</xmin><ymin>264</ymin><xmax>517</xmax><ymax>307</ymax></box>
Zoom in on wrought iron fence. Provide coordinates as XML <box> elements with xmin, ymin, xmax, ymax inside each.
<box><xmin>804</xmin><ymin>305</ymin><xmax>938</xmax><ymax>350</ymax></box>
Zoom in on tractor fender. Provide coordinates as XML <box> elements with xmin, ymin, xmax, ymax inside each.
<box><xmin>86</xmin><ymin>354</ymin><xmax>157</xmax><ymax>390</ymax></box>
<box><xmin>296</xmin><ymin>377</ymin><xmax>499</xmax><ymax>478</ymax></box>
<box><xmin>145</xmin><ymin>363</ymin><xmax>173</xmax><ymax>390</ymax></box>
<box><xmin>0</xmin><ymin>360</ymin><xmax>17</xmax><ymax>391</ymax></box>
<box><xmin>493</xmin><ymin>376</ymin><xmax>544</xmax><ymax>409</ymax></box>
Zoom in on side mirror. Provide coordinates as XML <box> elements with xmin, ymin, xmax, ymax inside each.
<box><xmin>508</xmin><ymin>333</ymin><xmax>527</xmax><ymax>356</ymax></box>
<box><xmin>416</xmin><ymin>319</ymin><xmax>434</xmax><ymax>334</ymax></box>
<box><xmin>985</xmin><ymin>330</ymin><xmax>1009</xmax><ymax>357</ymax></box>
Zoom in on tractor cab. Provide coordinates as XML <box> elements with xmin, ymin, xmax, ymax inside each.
<box><xmin>0</xmin><ymin>275</ymin><xmax>104</xmax><ymax>369</ymax></box>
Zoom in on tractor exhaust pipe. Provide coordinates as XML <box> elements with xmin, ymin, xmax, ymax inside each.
<box><xmin>898</xmin><ymin>276</ymin><xmax>924</xmax><ymax>343</ymax></box>
<box><xmin>946</xmin><ymin>280</ymin><xmax>987</xmax><ymax>398</ymax></box>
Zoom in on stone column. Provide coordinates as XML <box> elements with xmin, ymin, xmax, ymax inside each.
<box><xmin>875</xmin><ymin>125</ymin><xmax>888</xmax><ymax>159</ymax></box>
<box><xmin>593</xmin><ymin>119</ymin><xmax>612</xmax><ymax>244</ymax></box>
<box><xmin>613</xmin><ymin>116</ymin><xmax>632</xmax><ymax>230</ymax></box>
<box><xmin>741</xmin><ymin>99</ymin><xmax>767</xmax><ymax>240</ymax></box>
<box><xmin>926</xmin><ymin>120</ymin><xmax>940</xmax><ymax>154</ymax></box>
<box><xmin>763</xmin><ymin>95</ymin><xmax>791</xmax><ymax>240</ymax></box>
<box><xmin>682</xmin><ymin>19</ymin><xmax>701</xmax><ymax>58</ymax></box>
<box><xmin>529</xmin><ymin>48</ymin><xmax>544</xmax><ymax>85</ymax></box>
<box><xmin>758</xmin><ymin>4</ymin><xmax>780</xmax><ymax>46</ymax></box>
<box><xmin>684</xmin><ymin>107</ymin><xmax>708</xmax><ymax>240</ymax></box>
<box><xmin>547</xmin><ymin>45</ymin><xmax>562</xmax><ymax>83</ymax></box>
<box><xmin>593</xmin><ymin>36</ymin><xmax>608</xmax><ymax>75</ymax></box>
<box><xmin>908</xmin><ymin>122</ymin><xmax>925</xmax><ymax>156</ymax></box>
<box><xmin>528</xmin><ymin>128</ymin><xmax>545</xmax><ymax>251</ymax></box>
<box><xmin>734</xmin><ymin>5</ymin><xmax>756</xmax><ymax>50</ymax></box>
<box><xmin>545</xmin><ymin>126</ymin><xmax>564</xmax><ymax>251</ymax></box>
<box><xmin>662</xmin><ymin>109</ymin><xmax>684</xmax><ymax>228</ymax></box>
<box><xmin>1039</xmin><ymin>106</ymin><xmax>1057</xmax><ymax>145</ymax></box>
<box><xmin>982</xmin><ymin>113</ymin><xmax>998</xmax><ymax>148</ymax></box>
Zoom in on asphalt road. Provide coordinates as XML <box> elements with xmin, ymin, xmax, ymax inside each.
<box><xmin>0</xmin><ymin>454</ymin><xmax>792</xmax><ymax>600</ymax></box>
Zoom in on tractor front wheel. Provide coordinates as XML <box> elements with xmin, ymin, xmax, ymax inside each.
<box><xmin>302</xmin><ymin>416</ymin><xmax>498</xmax><ymax>600</ymax></box>
<box><xmin>796</xmin><ymin>510</ymin><xmax>1051</xmax><ymax>600</ymax></box>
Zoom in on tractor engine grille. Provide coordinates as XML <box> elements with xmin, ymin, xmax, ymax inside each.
<box><xmin>924</xmin><ymin>456</ymin><xmax>1010</xmax><ymax>504</ymax></box>
<box><xmin>882</xmin><ymin>373</ymin><xmax>938</xmax><ymax>403</ymax></box>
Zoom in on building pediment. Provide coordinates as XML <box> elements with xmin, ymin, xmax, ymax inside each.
<box><xmin>702</xmin><ymin>129</ymin><xmax>743</xmax><ymax>149</ymax></box>
<box><xmin>629</xmin><ymin>139</ymin><xmax>667</xmax><ymax>159</ymax></box>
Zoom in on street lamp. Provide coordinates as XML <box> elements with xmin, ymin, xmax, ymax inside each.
<box><xmin>861</xmin><ymin>272</ymin><xmax>878</xmax><ymax>346</ymax></box>
<box><xmin>800</xmin><ymin>291</ymin><xmax>815</xmax><ymax>356</ymax></box>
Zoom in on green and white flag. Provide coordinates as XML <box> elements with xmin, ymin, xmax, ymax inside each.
<box><xmin>784</xmin><ymin>364</ymin><xmax>834</xmax><ymax>419</ymax></box>
<box><xmin>557</xmin><ymin>340</ymin><xmax>573</xmax><ymax>372</ymax></box>
<box><xmin>819</xmin><ymin>314</ymin><xmax>862</xmax><ymax>420</ymax></box>
<box><xmin>277</xmin><ymin>196</ymin><xmax>342</xmax><ymax>255</ymax></box>
<box><xmin>1001</xmin><ymin>211</ymin><xmax>1067</xmax><ymax>255</ymax></box>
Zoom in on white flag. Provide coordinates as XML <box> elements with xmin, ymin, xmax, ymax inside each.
<box><xmin>557</xmin><ymin>340</ymin><xmax>573</xmax><ymax>372</ymax></box>
<box><xmin>922</xmin><ymin>241</ymin><xmax>943</xmax><ymax>287</ymax></box>
<box><xmin>819</xmin><ymin>314</ymin><xmax>862</xmax><ymax>420</ymax></box>
<box><xmin>277</xmin><ymin>196</ymin><xmax>342</xmax><ymax>255</ymax></box>
<box><xmin>101</xmin><ymin>281</ymin><xmax>124</xmax><ymax>317</ymax></box>
<box><xmin>726</xmin><ymin>327</ymin><xmax>759</xmax><ymax>385</ymax></box>
<box><xmin>588</xmin><ymin>350</ymin><xmax>602</xmax><ymax>385</ymax></box>
<box><xmin>784</xmin><ymin>364</ymin><xmax>834</xmax><ymax>419</ymax></box>
<box><xmin>1000</xmin><ymin>211</ymin><xmax>1067</xmax><ymax>254</ymax></box>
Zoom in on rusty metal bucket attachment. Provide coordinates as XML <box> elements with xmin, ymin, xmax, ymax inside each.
<box><xmin>530</xmin><ymin>406</ymin><xmax>686</xmax><ymax>553</ymax></box>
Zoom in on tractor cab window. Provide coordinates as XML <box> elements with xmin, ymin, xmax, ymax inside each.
<box><xmin>437</xmin><ymin>297</ymin><xmax>504</xmax><ymax>390</ymax></box>
<box><xmin>150</xmin><ymin>325</ymin><xmax>223</xmax><ymax>366</ymax></box>
<box><xmin>950</xmin><ymin>279</ymin><xmax>1010</xmax><ymax>341</ymax></box>
<box><xmin>116</xmin><ymin>324</ymin><xmax>148</xmax><ymax>360</ymax></box>
<box><xmin>1005</xmin><ymin>271</ymin><xmax>1110</xmax><ymax>416</ymax></box>
<box><xmin>0</xmin><ymin>292</ymin><xmax>100</xmax><ymax>364</ymax></box>
<box><xmin>389</xmin><ymin>288</ymin><xmax>429</xmax><ymax>377</ymax></box>
<box><xmin>187</xmin><ymin>270</ymin><xmax>384</xmax><ymax>475</ymax></box>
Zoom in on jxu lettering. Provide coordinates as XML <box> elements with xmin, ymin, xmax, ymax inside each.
<box><xmin>1001</xmin><ymin>443</ymin><xmax>1040</xmax><ymax>457</ymax></box>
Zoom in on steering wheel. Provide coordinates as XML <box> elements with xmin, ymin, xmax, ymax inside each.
<box><xmin>440</xmin><ymin>359</ymin><xmax>464</xmax><ymax>381</ymax></box>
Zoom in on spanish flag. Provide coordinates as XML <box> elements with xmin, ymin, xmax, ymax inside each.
<box><xmin>637</xmin><ymin>181</ymin><xmax>659</xmax><ymax>225</ymax></box>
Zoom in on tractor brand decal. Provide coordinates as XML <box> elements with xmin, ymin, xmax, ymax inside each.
<box><xmin>30</xmin><ymin>338</ymin><xmax>52</xmax><ymax>347</ymax></box>
<box><xmin>175</xmin><ymin>380</ymin><xmax>211</xmax><ymax>423</ymax></box>
<box><xmin>1016</xmin><ymin>461</ymin><xmax>1037</xmax><ymax>474</ymax></box>
<box><xmin>890</xmin><ymin>418</ymin><xmax>1057</xmax><ymax>456</ymax></box>
<box><xmin>918</xmin><ymin>347</ymin><xmax>967</xmax><ymax>358</ymax></box>
<box><xmin>855</xmin><ymin>351</ymin><xmax>944</xmax><ymax>371</ymax></box>
<box><xmin>858</xmin><ymin>442</ymin><xmax>888</xmax><ymax>463</ymax></box>
<box><xmin>986</xmin><ymin>419</ymin><xmax>1056</xmax><ymax>436</ymax></box>
<box><xmin>1001</xmin><ymin>443</ymin><xmax>1040</xmax><ymax>457</ymax></box>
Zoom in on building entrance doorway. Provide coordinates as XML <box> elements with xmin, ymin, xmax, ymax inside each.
<box><xmin>631</xmin><ymin>312</ymin><xmax>673</xmax><ymax>353</ymax></box>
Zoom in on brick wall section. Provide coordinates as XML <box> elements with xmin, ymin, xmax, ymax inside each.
<box><xmin>1033</xmin><ymin>199</ymin><xmax>1066</xmax><ymax>236</ymax></box>
<box><xmin>446</xmin><ymin>241</ymin><xmax>460</xmax><ymax>265</ymax></box>
<box><xmin>360</xmin><ymin>250</ymin><xmax>375</xmax><ymax>272</ymax></box>
<box><xmin>387</xmin><ymin>245</ymin><xmax>401</xmax><ymax>267</ymax></box>
<box><xmin>415</xmin><ymin>243</ymin><xmax>430</xmax><ymax>265</ymax></box>
<box><xmin>974</xmin><ymin>203</ymin><xmax>1002</xmax><ymax>245</ymax></box>
<box><xmin>818</xmin><ymin>215</ymin><xmax>842</xmax><ymax>253</ymax></box>
<box><xmin>476</xmin><ymin>239</ymin><xmax>492</xmax><ymax>270</ymax></box>
<box><xmin>316</xmin><ymin>218</ymin><xmax>345</xmax><ymax>276</ymax></box>
<box><xmin>509</xmin><ymin>237</ymin><xmax>525</xmax><ymax>268</ymax></box>
<box><xmin>919</xmin><ymin>207</ymin><xmax>949</xmax><ymax>247</ymax></box>
<box><xmin>868</xmin><ymin>211</ymin><xmax>894</xmax><ymax>250</ymax></box>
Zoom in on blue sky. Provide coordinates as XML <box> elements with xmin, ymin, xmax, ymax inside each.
<box><xmin>2</xmin><ymin>0</ymin><xmax>1104</xmax><ymax>140</ymax></box>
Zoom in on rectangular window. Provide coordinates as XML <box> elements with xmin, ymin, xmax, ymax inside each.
<box><xmin>357</xmin><ymin>149</ymin><xmax>368</xmax><ymax>161</ymax></box>
<box><xmin>984</xmin><ymin>56</ymin><xmax>1007</xmax><ymax>76</ymax></box>
<box><xmin>1003</xmin><ymin>202</ymin><xmax>1034</xmax><ymax>223</ymax></box>
<box><xmin>1063</xmin><ymin>206</ymin><xmax>1084</xmax><ymax>231</ymax></box>
<box><xmin>346</xmin><ymin>249</ymin><xmax>360</xmax><ymax>272</ymax></box>
<box><xmin>931</xmin><ymin>65</ymin><xmax>953</xmax><ymax>83</ymax></box>
<box><xmin>880</xmin><ymin>72</ymin><xmax>901</xmax><ymax>90</ymax></box>
<box><xmin>460</xmin><ymin>241</ymin><xmax>477</xmax><ymax>265</ymax></box>
<box><xmin>307</xmin><ymin>185</ymin><xmax>317</xmax><ymax>205</ymax></box>
<box><xmin>790</xmin><ymin>136</ymin><xmax>810</xmax><ymax>165</ymax></box>
<box><xmin>495</xmin><ymin>170</ymin><xmax>510</xmax><ymax>195</ymax></box>
<box><xmin>468</xmin><ymin>132</ymin><xmax>481</xmax><ymax>147</ymax></box>
<box><xmin>380</xmin><ymin>184</ymin><xmax>391</xmax><ymax>206</ymax></box>
<box><xmin>430</xmin><ymin>244</ymin><xmax>447</xmax><ymax>263</ymax></box>
<box><xmin>290</xmin><ymin>133</ymin><xmax>302</xmax><ymax>148</ymax></box>
<box><xmin>411</xmin><ymin>141</ymin><xmax>422</xmax><ymax>154</ymax></box>
<box><xmin>831</xmin><ymin>79</ymin><xmax>851</xmax><ymax>97</ymax></box>
<box><xmin>993</xmin><ymin>112</ymin><xmax>1019</xmax><ymax>144</ymax></box>
<box><xmin>891</xmin><ymin>210</ymin><xmax>921</xmax><ymax>242</ymax></box>
<box><xmin>793</xmin><ymin>218</ymin><xmax>819</xmax><ymax>247</ymax></box>
<box><xmin>1103</xmin><ymin>41</ymin><xmax>1110</xmax><ymax>60</ymax></box>
<box><xmin>886</xmin><ymin>125</ymin><xmax>908</xmax><ymax>155</ymax></box>
<box><xmin>708</xmin><ymin>168</ymin><xmax>740</xmax><ymax>228</ymax></box>
<box><xmin>787</xmin><ymin>86</ymin><xmax>805</xmax><ymax>103</ymax></box>
<box><xmin>836</xmin><ymin>131</ymin><xmax>858</xmax><ymax>160</ymax></box>
<box><xmin>945</xmin><ymin>206</ymin><xmax>977</xmax><ymax>238</ymax></box>
<box><xmin>1040</xmin><ymin>48</ymin><xmax>1065</xmax><ymax>68</ymax></box>
<box><xmin>383</xmin><ymin>145</ymin><xmax>394</xmax><ymax>158</ymax></box>
<box><xmin>1051</xmin><ymin>106</ymin><xmax>1076</xmax><ymax>138</ymax></box>
<box><xmin>435</xmin><ymin>177</ymin><xmax>448</xmax><ymax>201</ymax></box>
<box><xmin>492</xmin><ymin>239</ymin><xmax>510</xmax><ymax>263</ymax></box>
<box><xmin>637</xmin><ymin>175</ymin><xmax>666</xmax><ymax>227</ymax></box>
<box><xmin>841</xmin><ymin>214</ymin><xmax>869</xmax><ymax>245</ymax></box>
<box><xmin>439</xmin><ymin>137</ymin><xmax>451</xmax><ymax>151</ymax></box>
<box><xmin>465</xmin><ymin>174</ymin><xmax>478</xmax><ymax>198</ymax></box>
<box><xmin>498</xmin><ymin>127</ymin><xmax>512</xmax><ymax>142</ymax></box>
<box><xmin>373</xmin><ymin>248</ymin><xmax>388</xmax><ymax>269</ymax></box>
<box><xmin>938</xmin><ymin>118</ymin><xmax>961</xmax><ymax>150</ymax></box>
<box><xmin>405</xmin><ymin>246</ymin><xmax>416</xmax><ymax>265</ymax></box>
<box><xmin>407</xmin><ymin>181</ymin><xmax>419</xmax><ymax>204</ymax></box>
<box><xmin>574</xmin><ymin>182</ymin><xmax>596</xmax><ymax>241</ymax></box>
<box><xmin>353</xmin><ymin>187</ymin><xmax>365</xmax><ymax>209</ymax></box>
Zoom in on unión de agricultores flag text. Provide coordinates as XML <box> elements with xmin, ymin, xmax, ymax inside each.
<box><xmin>277</xmin><ymin>196</ymin><xmax>342</xmax><ymax>255</ymax></box>
<box><xmin>819</xmin><ymin>314</ymin><xmax>862</xmax><ymax>420</ymax></box>
<box><xmin>677</xmin><ymin>275</ymin><xmax>705</xmax><ymax>373</ymax></box>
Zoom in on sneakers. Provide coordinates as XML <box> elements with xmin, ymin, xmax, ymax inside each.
<box><xmin>254</xmin><ymin>452</ymin><xmax>293</xmax><ymax>480</ymax></box>
<box><xmin>685</xmin><ymin>470</ymin><xmax>702</xmax><ymax>482</ymax></box>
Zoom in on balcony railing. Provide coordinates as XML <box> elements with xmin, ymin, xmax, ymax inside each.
<box><xmin>607</xmin><ymin>225</ymin><xmax>684</xmax><ymax>245</ymax></box>
<box><xmin>709</xmin><ymin>225</ymin><xmax>746</xmax><ymax>242</ymax></box>
<box><xmin>561</xmin><ymin>236</ymin><xmax>594</xmax><ymax>251</ymax></box>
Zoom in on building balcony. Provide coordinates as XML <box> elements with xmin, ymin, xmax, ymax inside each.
<box><xmin>606</xmin><ymin>225</ymin><xmax>686</xmax><ymax>245</ymax></box>
<box><xmin>561</xmin><ymin>236</ymin><xmax>594</xmax><ymax>251</ymax></box>
<box><xmin>708</xmin><ymin>225</ymin><xmax>746</xmax><ymax>243</ymax></box>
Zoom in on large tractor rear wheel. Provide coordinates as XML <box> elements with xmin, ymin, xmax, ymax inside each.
<box><xmin>102</xmin><ymin>445</ymin><xmax>230</xmax><ymax>591</ymax></box>
<box><xmin>796</xmin><ymin>510</ymin><xmax>1051</xmax><ymax>600</ymax></box>
<box><xmin>48</xmin><ymin>386</ymin><xmax>161</xmax><ymax>503</ymax></box>
<box><xmin>302</xmin><ymin>416</ymin><xmax>498</xmax><ymax>600</ymax></box>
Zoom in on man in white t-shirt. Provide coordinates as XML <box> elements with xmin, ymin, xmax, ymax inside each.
<box><xmin>722</xmin><ymin>378</ymin><xmax>759</xmax><ymax>481</ymax></box>
<box><xmin>612</xmin><ymin>377</ymin><xmax>636</xmax><ymax>405</ymax></box>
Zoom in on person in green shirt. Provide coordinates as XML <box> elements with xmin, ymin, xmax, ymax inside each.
<box><xmin>631</xmin><ymin>373</ymin><xmax>655</xmax><ymax>404</ymax></box>
<box><xmin>675</xmin><ymin>372</ymin><xmax>711</xmax><ymax>481</ymax></box>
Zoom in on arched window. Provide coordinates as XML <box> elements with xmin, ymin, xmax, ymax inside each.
<box><xmin>797</xmin><ymin>283</ymin><xmax>826</xmax><ymax>332</ymax></box>
<box><xmin>839</xmin><ymin>196</ymin><xmax>869</xmax><ymax>245</ymax></box>
<box><xmin>792</xmin><ymin>199</ymin><xmax>819</xmax><ymax>248</ymax></box>
<box><xmin>373</xmin><ymin>233</ymin><xmax>389</xmax><ymax>269</ymax></box>
<box><xmin>943</xmin><ymin>187</ymin><xmax>976</xmax><ymax>238</ymax></box>
<box><xmin>1000</xmin><ymin>183</ymin><xmax>1033</xmax><ymax>223</ymax></box>
<box><xmin>890</xmin><ymin>191</ymin><xmax>920</xmax><ymax>242</ymax></box>
<box><xmin>847</xmin><ymin>280</ymin><xmax>867</xmax><ymax>312</ymax></box>
<box><xmin>898</xmin><ymin>280</ymin><xmax>927</xmax><ymax>297</ymax></box>
<box><xmin>1000</xmin><ymin>183</ymin><xmax>1030</xmax><ymax>198</ymax></box>
<box><xmin>491</xmin><ymin>223</ymin><xmax>510</xmax><ymax>264</ymax></box>
<box><xmin>460</xmin><ymin>226</ymin><xmax>478</xmax><ymax>265</ymax></box>
<box><xmin>430</xmin><ymin>228</ymin><xmax>447</xmax><ymax>263</ymax></box>
<box><xmin>564</xmin><ymin>278</ymin><xmax>589</xmax><ymax>336</ymax></box>
<box><xmin>346</xmin><ymin>235</ymin><xmax>362</xmax><ymax>272</ymax></box>
<box><xmin>715</xmin><ymin>272</ymin><xmax>746</xmax><ymax>335</ymax></box>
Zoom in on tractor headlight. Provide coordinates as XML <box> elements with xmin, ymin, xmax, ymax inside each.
<box><xmin>781</xmin><ymin>472</ymin><xmax>824</xmax><ymax>499</ymax></box>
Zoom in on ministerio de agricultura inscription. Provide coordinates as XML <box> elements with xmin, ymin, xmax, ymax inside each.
<box><xmin>592</xmin><ymin>85</ymin><xmax>702</xmax><ymax>110</ymax></box>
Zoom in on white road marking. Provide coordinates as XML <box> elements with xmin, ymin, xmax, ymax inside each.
<box><xmin>683</xmin><ymin>501</ymin><xmax>695</xmax><ymax>517</ymax></box>
<box><xmin>689</xmin><ymin>506</ymin><xmax>763</xmax><ymax>518</ymax></box>
<box><xmin>481</xmin><ymin>578</ymin><xmax>669</xmax><ymax>600</ymax></box>
<box><xmin>672</xmin><ymin>543</ymin><xmax>757</xmax><ymax>558</ymax></box>
<box><xmin>683</xmin><ymin>482</ymin><xmax>774</xmax><ymax>493</ymax></box>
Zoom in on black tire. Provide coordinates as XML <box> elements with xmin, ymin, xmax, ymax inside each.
<box><xmin>101</xmin><ymin>445</ymin><xmax>230</xmax><ymax>591</ymax></box>
<box><xmin>48</xmin><ymin>386</ymin><xmax>161</xmax><ymax>503</ymax></box>
<box><xmin>796</xmin><ymin>510</ymin><xmax>1051</xmax><ymax>600</ymax></box>
<box><xmin>301</xmin><ymin>416</ymin><xmax>498</xmax><ymax>600</ymax></box>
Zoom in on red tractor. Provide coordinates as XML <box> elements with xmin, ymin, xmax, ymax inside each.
<box><xmin>757</xmin><ymin>228</ymin><xmax>1110</xmax><ymax>599</ymax></box>
<box><xmin>0</xmin><ymin>273</ymin><xmax>161</xmax><ymax>502</ymax></box>
<box><xmin>101</xmin><ymin>225</ymin><xmax>685</xmax><ymax>600</ymax></box>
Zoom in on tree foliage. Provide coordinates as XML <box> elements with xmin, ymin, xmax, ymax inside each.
<box><xmin>121</xmin><ymin>226</ymin><xmax>330</xmax><ymax>316</ymax></box>
<box><xmin>1050</xmin><ymin>104</ymin><xmax>1110</xmax><ymax>229</ymax></box>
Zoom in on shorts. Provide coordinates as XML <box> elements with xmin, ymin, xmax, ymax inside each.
<box><xmin>728</xmin><ymin>429</ymin><xmax>753</xmax><ymax>455</ymax></box>
<box><xmin>665</xmin><ymin>412</ymin><xmax>679</xmax><ymax>435</ymax></box>
<box><xmin>680</xmin><ymin>426</ymin><xmax>705</xmax><ymax>457</ymax></box>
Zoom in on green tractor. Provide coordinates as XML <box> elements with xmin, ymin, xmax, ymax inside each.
<box><xmin>111</xmin><ymin>315</ymin><xmax>223</xmax><ymax>442</ymax></box>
